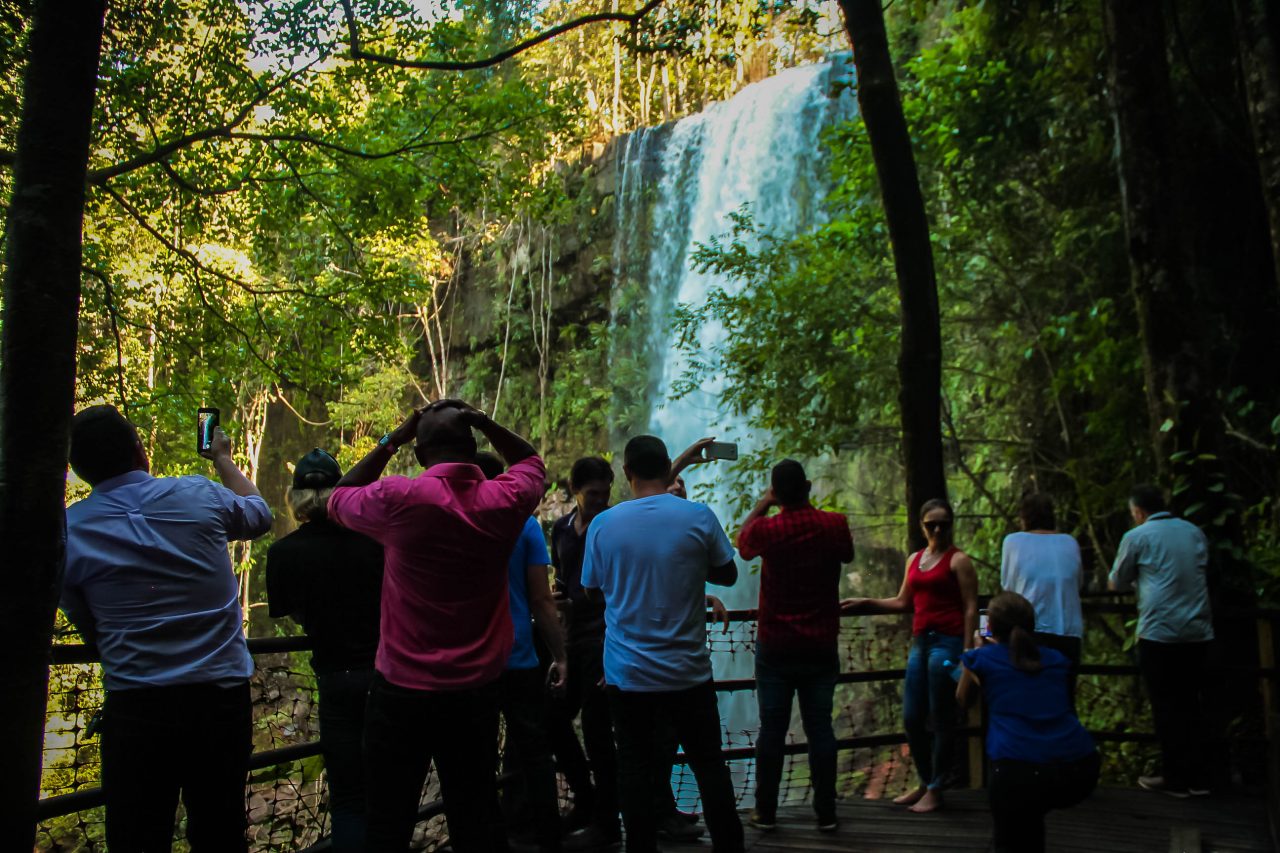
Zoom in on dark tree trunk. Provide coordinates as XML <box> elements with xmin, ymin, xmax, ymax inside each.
<box><xmin>838</xmin><ymin>0</ymin><xmax>947</xmax><ymax>553</ymax></box>
<box><xmin>1103</xmin><ymin>0</ymin><xmax>1207</xmax><ymax>482</ymax></box>
<box><xmin>0</xmin><ymin>1</ymin><xmax>106</xmax><ymax>847</ymax></box>
<box><xmin>1234</xmin><ymin>0</ymin><xmax>1280</xmax><ymax>290</ymax></box>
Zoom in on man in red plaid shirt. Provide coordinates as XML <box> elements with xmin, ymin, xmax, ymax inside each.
<box><xmin>737</xmin><ymin>459</ymin><xmax>853</xmax><ymax>833</ymax></box>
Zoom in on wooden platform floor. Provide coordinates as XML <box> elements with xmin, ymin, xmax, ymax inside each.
<box><xmin>729</xmin><ymin>787</ymin><xmax>1271</xmax><ymax>853</ymax></box>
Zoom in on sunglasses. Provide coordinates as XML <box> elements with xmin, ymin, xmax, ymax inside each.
<box><xmin>922</xmin><ymin>520</ymin><xmax>952</xmax><ymax>531</ymax></box>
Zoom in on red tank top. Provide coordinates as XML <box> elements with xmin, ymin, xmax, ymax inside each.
<box><xmin>908</xmin><ymin>547</ymin><xmax>965</xmax><ymax>636</ymax></box>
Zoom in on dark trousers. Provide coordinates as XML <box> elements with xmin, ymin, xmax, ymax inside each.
<box><xmin>902</xmin><ymin>631</ymin><xmax>963</xmax><ymax>790</ymax></box>
<box><xmin>753</xmin><ymin>655</ymin><xmax>838</xmax><ymax>822</ymax></box>
<box><xmin>364</xmin><ymin>674</ymin><xmax>506</xmax><ymax>852</ymax></box>
<box><xmin>1033</xmin><ymin>632</ymin><xmax>1081</xmax><ymax>712</ymax></box>
<box><xmin>1139</xmin><ymin>639</ymin><xmax>1212</xmax><ymax>789</ymax></box>
<box><xmin>101</xmin><ymin>681</ymin><xmax>252</xmax><ymax>853</ymax></box>
<box><xmin>500</xmin><ymin>667</ymin><xmax>562</xmax><ymax>851</ymax></box>
<box><xmin>988</xmin><ymin>751</ymin><xmax>1100</xmax><ymax>853</ymax></box>
<box><xmin>608</xmin><ymin>680</ymin><xmax>744</xmax><ymax>853</ymax></box>
<box><xmin>317</xmin><ymin>668</ymin><xmax>376</xmax><ymax>853</ymax></box>
<box><xmin>545</xmin><ymin>638</ymin><xmax>618</xmax><ymax>830</ymax></box>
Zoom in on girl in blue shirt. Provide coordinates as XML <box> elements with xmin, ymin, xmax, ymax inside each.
<box><xmin>958</xmin><ymin>592</ymin><xmax>1099</xmax><ymax>853</ymax></box>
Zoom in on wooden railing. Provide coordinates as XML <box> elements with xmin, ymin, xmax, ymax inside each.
<box><xmin>37</xmin><ymin>597</ymin><xmax>1280</xmax><ymax>834</ymax></box>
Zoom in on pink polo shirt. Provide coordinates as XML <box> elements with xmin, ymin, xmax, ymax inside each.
<box><xmin>328</xmin><ymin>456</ymin><xmax>545</xmax><ymax>690</ymax></box>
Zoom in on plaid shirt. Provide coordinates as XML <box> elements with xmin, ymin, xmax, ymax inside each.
<box><xmin>739</xmin><ymin>505</ymin><xmax>853</xmax><ymax>660</ymax></box>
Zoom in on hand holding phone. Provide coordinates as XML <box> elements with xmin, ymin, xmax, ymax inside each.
<box><xmin>197</xmin><ymin>408</ymin><xmax>220</xmax><ymax>454</ymax></box>
<box><xmin>979</xmin><ymin>609</ymin><xmax>992</xmax><ymax>640</ymax></box>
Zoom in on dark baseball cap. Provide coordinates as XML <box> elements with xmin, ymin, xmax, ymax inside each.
<box><xmin>292</xmin><ymin>448</ymin><xmax>342</xmax><ymax>489</ymax></box>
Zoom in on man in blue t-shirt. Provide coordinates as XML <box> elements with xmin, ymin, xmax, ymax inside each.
<box><xmin>581</xmin><ymin>435</ymin><xmax>744</xmax><ymax>853</ymax></box>
<box><xmin>477</xmin><ymin>452</ymin><xmax>567</xmax><ymax>851</ymax></box>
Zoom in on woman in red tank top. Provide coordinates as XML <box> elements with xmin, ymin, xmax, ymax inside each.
<box><xmin>840</xmin><ymin>499</ymin><xmax>978</xmax><ymax>813</ymax></box>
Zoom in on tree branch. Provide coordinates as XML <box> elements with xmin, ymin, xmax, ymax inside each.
<box><xmin>82</xmin><ymin>265</ymin><xmax>129</xmax><ymax>414</ymax></box>
<box><xmin>340</xmin><ymin>0</ymin><xmax>667</xmax><ymax>71</ymax></box>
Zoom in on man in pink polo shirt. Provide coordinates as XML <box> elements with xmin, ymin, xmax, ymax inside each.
<box><xmin>327</xmin><ymin>399</ymin><xmax>545</xmax><ymax>852</ymax></box>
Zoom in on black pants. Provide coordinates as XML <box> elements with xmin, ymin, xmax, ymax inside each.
<box><xmin>500</xmin><ymin>667</ymin><xmax>562</xmax><ymax>851</ymax></box>
<box><xmin>1033</xmin><ymin>632</ymin><xmax>1081</xmax><ymax>712</ymax></box>
<box><xmin>101</xmin><ymin>681</ymin><xmax>252</xmax><ymax>853</ymax></box>
<box><xmin>364</xmin><ymin>674</ymin><xmax>506</xmax><ymax>852</ymax></box>
<box><xmin>1139</xmin><ymin>638</ymin><xmax>1212</xmax><ymax>789</ymax></box>
<box><xmin>545</xmin><ymin>638</ymin><xmax>618</xmax><ymax>830</ymax></box>
<box><xmin>988</xmin><ymin>751</ymin><xmax>1100</xmax><ymax>853</ymax></box>
<box><xmin>317</xmin><ymin>668</ymin><xmax>376</xmax><ymax>853</ymax></box>
<box><xmin>608</xmin><ymin>680</ymin><xmax>743</xmax><ymax>853</ymax></box>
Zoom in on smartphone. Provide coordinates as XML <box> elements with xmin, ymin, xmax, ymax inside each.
<box><xmin>979</xmin><ymin>609</ymin><xmax>991</xmax><ymax>639</ymax></box>
<box><xmin>197</xmin><ymin>407</ymin><xmax>220</xmax><ymax>453</ymax></box>
<box><xmin>706</xmin><ymin>441</ymin><xmax>738</xmax><ymax>461</ymax></box>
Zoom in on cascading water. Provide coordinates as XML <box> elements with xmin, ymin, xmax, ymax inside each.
<box><xmin>612</xmin><ymin>57</ymin><xmax>856</xmax><ymax>807</ymax></box>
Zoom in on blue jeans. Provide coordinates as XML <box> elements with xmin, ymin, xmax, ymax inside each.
<box><xmin>902</xmin><ymin>631</ymin><xmax>963</xmax><ymax>790</ymax></box>
<box><xmin>753</xmin><ymin>655</ymin><xmax>838</xmax><ymax>821</ymax></box>
<box><xmin>316</xmin><ymin>668</ymin><xmax>375</xmax><ymax>853</ymax></box>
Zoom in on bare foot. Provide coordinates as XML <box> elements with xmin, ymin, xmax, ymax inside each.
<box><xmin>908</xmin><ymin>789</ymin><xmax>943</xmax><ymax>813</ymax></box>
<box><xmin>892</xmin><ymin>786</ymin><xmax>927</xmax><ymax>806</ymax></box>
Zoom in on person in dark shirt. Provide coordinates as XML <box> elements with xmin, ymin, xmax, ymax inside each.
<box><xmin>266</xmin><ymin>449</ymin><xmax>384</xmax><ymax>853</ymax></box>
<box><xmin>549</xmin><ymin>456</ymin><xmax>619</xmax><ymax>850</ymax></box>
<box><xmin>737</xmin><ymin>459</ymin><xmax>853</xmax><ymax>833</ymax></box>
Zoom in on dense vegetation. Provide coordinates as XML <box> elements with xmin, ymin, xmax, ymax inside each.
<box><xmin>3</xmin><ymin>0</ymin><xmax>1279</xmax><ymax>846</ymax></box>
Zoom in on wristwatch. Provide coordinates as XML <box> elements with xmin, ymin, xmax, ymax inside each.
<box><xmin>377</xmin><ymin>433</ymin><xmax>398</xmax><ymax>453</ymax></box>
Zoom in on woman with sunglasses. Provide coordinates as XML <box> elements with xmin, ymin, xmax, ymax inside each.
<box><xmin>841</xmin><ymin>498</ymin><xmax>978</xmax><ymax>813</ymax></box>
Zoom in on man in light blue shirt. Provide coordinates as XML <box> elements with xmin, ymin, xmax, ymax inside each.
<box><xmin>581</xmin><ymin>435</ymin><xmax>743</xmax><ymax>853</ymax></box>
<box><xmin>1109</xmin><ymin>484</ymin><xmax>1213</xmax><ymax>798</ymax></box>
<box><xmin>61</xmin><ymin>405</ymin><xmax>271</xmax><ymax>852</ymax></box>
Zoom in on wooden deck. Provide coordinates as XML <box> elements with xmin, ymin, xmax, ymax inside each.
<box><xmin>729</xmin><ymin>787</ymin><xmax>1272</xmax><ymax>853</ymax></box>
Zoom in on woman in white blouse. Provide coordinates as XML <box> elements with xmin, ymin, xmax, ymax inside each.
<box><xmin>1000</xmin><ymin>493</ymin><xmax>1084</xmax><ymax>706</ymax></box>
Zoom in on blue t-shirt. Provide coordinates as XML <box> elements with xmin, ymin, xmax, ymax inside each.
<box><xmin>580</xmin><ymin>494</ymin><xmax>736</xmax><ymax>691</ymax></box>
<box><xmin>507</xmin><ymin>516</ymin><xmax>551</xmax><ymax>670</ymax></box>
<box><xmin>961</xmin><ymin>643</ymin><xmax>1095</xmax><ymax>763</ymax></box>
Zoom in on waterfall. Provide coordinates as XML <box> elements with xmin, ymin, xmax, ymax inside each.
<box><xmin>612</xmin><ymin>57</ymin><xmax>856</xmax><ymax>808</ymax></box>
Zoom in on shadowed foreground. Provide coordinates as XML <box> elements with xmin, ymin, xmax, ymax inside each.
<box><xmin>733</xmin><ymin>786</ymin><xmax>1270</xmax><ymax>852</ymax></box>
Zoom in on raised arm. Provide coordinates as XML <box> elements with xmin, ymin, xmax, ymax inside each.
<box><xmin>668</xmin><ymin>437</ymin><xmax>716</xmax><ymax>487</ymax></box>
<box><xmin>736</xmin><ymin>487</ymin><xmax>775</xmax><ymax>556</ymax></box>
<box><xmin>953</xmin><ymin>551</ymin><xmax>979</xmax><ymax>650</ymax></box>
<box><xmin>841</xmin><ymin>558</ymin><xmax>914</xmax><ymax>615</ymax></box>
<box><xmin>201</xmin><ymin>427</ymin><xmax>261</xmax><ymax>499</ymax></box>
<box><xmin>337</xmin><ymin>408</ymin><xmax>421</xmax><ymax>488</ymax></box>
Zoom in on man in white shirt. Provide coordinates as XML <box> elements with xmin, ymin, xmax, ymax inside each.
<box><xmin>1109</xmin><ymin>484</ymin><xmax>1213</xmax><ymax>798</ymax></box>
<box><xmin>580</xmin><ymin>435</ymin><xmax>743</xmax><ymax>853</ymax></box>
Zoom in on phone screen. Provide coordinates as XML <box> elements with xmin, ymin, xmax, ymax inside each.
<box><xmin>707</xmin><ymin>441</ymin><xmax>738</xmax><ymax>461</ymax></box>
<box><xmin>979</xmin><ymin>610</ymin><xmax>991</xmax><ymax>638</ymax></box>
<box><xmin>197</xmin><ymin>408</ymin><xmax>219</xmax><ymax>453</ymax></box>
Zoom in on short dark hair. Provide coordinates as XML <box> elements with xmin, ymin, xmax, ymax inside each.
<box><xmin>474</xmin><ymin>451</ymin><xmax>505</xmax><ymax>480</ymax></box>
<box><xmin>414</xmin><ymin>407</ymin><xmax>477</xmax><ymax>466</ymax></box>
<box><xmin>1129</xmin><ymin>484</ymin><xmax>1166</xmax><ymax>514</ymax></box>
<box><xmin>570</xmin><ymin>456</ymin><xmax>614</xmax><ymax>492</ymax></box>
<box><xmin>623</xmin><ymin>435</ymin><xmax>670</xmax><ymax>481</ymax></box>
<box><xmin>918</xmin><ymin>498</ymin><xmax>953</xmax><ymax>521</ymax></box>
<box><xmin>1018</xmin><ymin>492</ymin><xmax>1055</xmax><ymax>530</ymax></box>
<box><xmin>771</xmin><ymin>459</ymin><xmax>809</xmax><ymax>506</ymax></box>
<box><xmin>69</xmin><ymin>405</ymin><xmax>143</xmax><ymax>486</ymax></box>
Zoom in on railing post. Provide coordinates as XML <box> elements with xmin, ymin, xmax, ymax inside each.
<box><xmin>1260</xmin><ymin>616</ymin><xmax>1276</xmax><ymax>742</ymax></box>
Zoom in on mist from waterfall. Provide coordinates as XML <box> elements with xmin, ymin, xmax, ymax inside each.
<box><xmin>613</xmin><ymin>57</ymin><xmax>855</xmax><ymax>808</ymax></box>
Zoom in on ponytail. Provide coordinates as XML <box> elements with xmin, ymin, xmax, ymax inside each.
<box><xmin>1007</xmin><ymin>625</ymin><xmax>1042</xmax><ymax>673</ymax></box>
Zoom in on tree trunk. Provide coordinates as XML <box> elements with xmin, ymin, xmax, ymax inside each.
<box><xmin>838</xmin><ymin>0</ymin><xmax>947</xmax><ymax>553</ymax></box>
<box><xmin>0</xmin><ymin>0</ymin><xmax>107</xmax><ymax>847</ymax></box>
<box><xmin>1233</xmin><ymin>0</ymin><xmax>1280</xmax><ymax>290</ymax></box>
<box><xmin>1104</xmin><ymin>0</ymin><xmax>1220</xmax><ymax>492</ymax></box>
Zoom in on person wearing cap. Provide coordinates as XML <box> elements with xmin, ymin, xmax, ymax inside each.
<box><xmin>326</xmin><ymin>399</ymin><xmax>545</xmax><ymax>852</ymax></box>
<box><xmin>60</xmin><ymin>405</ymin><xmax>272</xmax><ymax>852</ymax></box>
<box><xmin>265</xmin><ymin>449</ymin><xmax>384</xmax><ymax>853</ymax></box>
